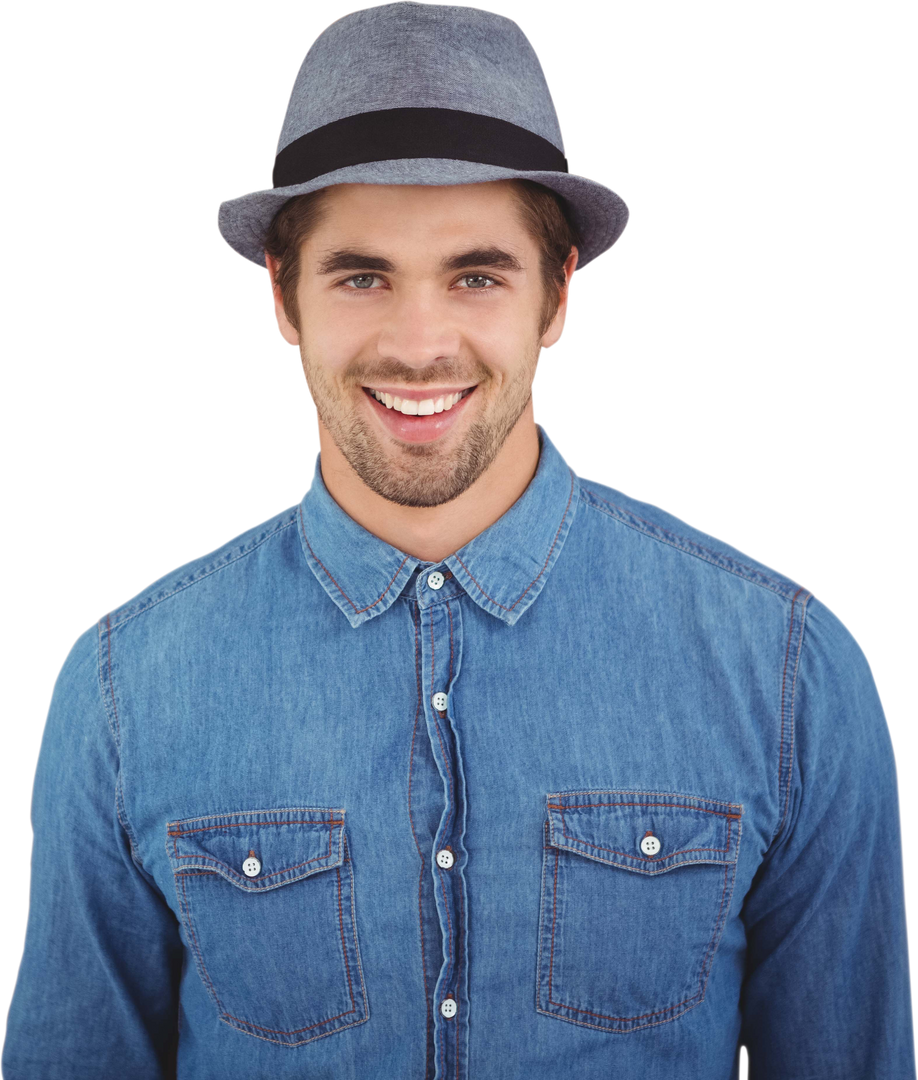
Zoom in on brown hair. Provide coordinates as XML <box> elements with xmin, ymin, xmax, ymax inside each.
<box><xmin>263</xmin><ymin>179</ymin><xmax>582</xmax><ymax>339</ymax></box>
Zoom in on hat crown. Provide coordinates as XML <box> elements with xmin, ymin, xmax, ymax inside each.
<box><xmin>277</xmin><ymin>1</ymin><xmax>564</xmax><ymax>157</ymax></box>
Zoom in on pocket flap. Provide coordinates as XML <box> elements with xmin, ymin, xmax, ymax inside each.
<box><xmin>546</xmin><ymin>790</ymin><xmax>742</xmax><ymax>873</ymax></box>
<box><xmin>166</xmin><ymin>807</ymin><xmax>346</xmax><ymax>891</ymax></box>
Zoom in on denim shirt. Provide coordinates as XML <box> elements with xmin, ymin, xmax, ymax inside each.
<box><xmin>3</xmin><ymin>424</ymin><xmax>914</xmax><ymax>1080</ymax></box>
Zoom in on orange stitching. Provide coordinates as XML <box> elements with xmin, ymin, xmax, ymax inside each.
<box><xmin>451</xmin><ymin>466</ymin><xmax>570</xmax><ymax>613</ymax></box>
<box><xmin>104</xmin><ymin>614</ymin><xmax>121</xmax><ymax>744</ymax></box>
<box><xmin>408</xmin><ymin>604</ymin><xmax>432</xmax><ymax>1075</ymax></box>
<box><xmin>295</xmin><ymin>498</ymin><xmax>408</xmax><ymax>613</ymax></box>
<box><xmin>179</xmin><ymin>835</ymin><xmax>362</xmax><ymax>1040</ymax></box>
<box><xmin>171</xmin><ymin>822</ymin><xmax>340</xmax><ymax>882</ymax></box>
<box><xmin>550</xmin><ymin>802</ymin><xmax>738</xmax><ymax>864</ymax></box>
<box><xmin>544</xmin><ymin>816</ymin><xmax>738</xmax><ymax>1019</ymax></box>
<box><xmin>547</xmin><ymin>799</ymin><xmax>740</xmax><ymax>817</ymax></box>
<box><xmin>332</xmin><ymin>833</ymin><xmax>354</xmax><ymax>1010</ymax></box>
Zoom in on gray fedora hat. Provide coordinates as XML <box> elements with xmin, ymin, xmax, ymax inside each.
<box><xmin>218</xmin><ymin>0</ymin><xmax>628</xmax><ymax>271</ymax></box>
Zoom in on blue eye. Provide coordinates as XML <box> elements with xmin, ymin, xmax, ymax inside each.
<box><xmin>336</xmin><ymin>273</ymin><xmax>502</xmax><ymax>294</ymax></box>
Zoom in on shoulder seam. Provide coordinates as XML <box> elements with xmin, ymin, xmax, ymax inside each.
<box><xmin>772</xmin><ymin>589</ymin><xmax>812</xmax><ymax>845</ymax></box>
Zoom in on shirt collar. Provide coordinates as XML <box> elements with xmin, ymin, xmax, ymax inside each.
<box><xmin>296</xmin><ymin>424</ymin><xmax>579</xmax><ymax>628</ymax></box>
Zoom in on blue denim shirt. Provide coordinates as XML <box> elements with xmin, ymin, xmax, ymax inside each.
<box><xmin>4</xmin><ymin>424</ymin><xmax>914</xmax><ymax>1079</ymax></box>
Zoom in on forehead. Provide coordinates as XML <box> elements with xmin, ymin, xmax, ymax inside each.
<box><xmin>307</xmin><ymin>181</ymin><xmax>529</xmax><ymax>250</ymax></box>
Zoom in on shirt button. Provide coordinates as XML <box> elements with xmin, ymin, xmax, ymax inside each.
<box><xmin>640</xmin><ymin>833</ymin><xmax>661</xmax><ymax>856</ymax></box>
<box><xmin>242</xmin><ymin>854</ymin><xmax>262</xmax><ymax>877</ymax></box>
<box><xmin>432</xmin><ymin>691</ymin><xmax>448</xmax><ymax>711</ymax></box>
<box><xmin>440</xmin><ymin>997</ymin><xmax>457</xmax><ymax>1019</ymax></box>
<box><xmin>427</xmin><ymin>570</ymin><xmax>445</xmax><ymax>590</ymax></box>
<box><xmin>436</xmin><ymin>848</ymin><xmax>455</xmax><ymax>869</ymax></box>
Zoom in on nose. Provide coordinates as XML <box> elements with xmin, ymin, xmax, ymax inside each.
<box><xmin>375</xmin><ymin>288</ymin><xmax>462</xmax><ymax>369</ymax></box>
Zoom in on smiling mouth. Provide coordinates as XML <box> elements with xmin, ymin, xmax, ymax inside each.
<box><xmin>360</xmin><ymin>386</ymin><xmax>475</xmax><ymax>414</ymax></box>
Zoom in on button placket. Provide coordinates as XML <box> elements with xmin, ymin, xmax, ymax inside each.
<box><xmin>414</xmin><ymin>592</ymin><xmax>468</xmax><ymax>1078</ymax></box>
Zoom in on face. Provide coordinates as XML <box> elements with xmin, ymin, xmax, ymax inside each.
<box><xmin>269</xmin><ymin>181</ymin><xmax>576</xmax><ymax>508</ymax></box>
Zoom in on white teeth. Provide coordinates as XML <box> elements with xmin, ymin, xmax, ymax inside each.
<box><xmin>370</xmin><ymin>388</ymin><xmax>470</xmax><ymax>415</ymax></box>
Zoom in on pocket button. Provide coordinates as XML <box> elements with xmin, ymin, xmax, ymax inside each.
<box><xmin>640</xmin><ymin>833</ymin><xmax>661</xmax><ymax>856</ymax></box>
<box><xmin>242</xmin><ymin>854</ymin><xmax>262</xmax><ymax>877</ymax></box>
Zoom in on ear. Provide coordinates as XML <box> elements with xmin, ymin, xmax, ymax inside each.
<box><xmin>540</xmin><ymin>246</ymin><xmax>579</xmax><ymax>349</ymax></box>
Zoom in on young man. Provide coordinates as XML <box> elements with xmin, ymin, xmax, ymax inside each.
<box><xmin>265</xmin><ymin>181</ymin><xmax>574</xmax><ymax>551</ymax></box>
<box><xmin>3</xmin><ymin>3</ymin><xmax>914</xmax><ymax>1078</ymax></box>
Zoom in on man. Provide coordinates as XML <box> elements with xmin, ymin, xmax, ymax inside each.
<box><xmin>3</xmin><ymin>2</ymin><xmax>914</xmax><ymax>1078</ymax></box>
<box><xmin>265</xmin><ymin>181</ymin><xmax>574</xmax><ymax>542</ymax></box>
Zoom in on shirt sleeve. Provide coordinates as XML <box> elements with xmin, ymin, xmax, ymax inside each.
<box><xmin>739</xmin><ymin>596</ymin><xmax>916</xmax><ymax>1077</ymax></box>
<box><xmin>2</xmin><ymin>623</ymin><xmax>183</xmax><ymax>1080</ymax></box>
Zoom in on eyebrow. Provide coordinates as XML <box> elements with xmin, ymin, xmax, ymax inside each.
<box><xmin>315</xmin><ymin>246</ymin><xmax>525</xmax><ymax>276</ymax></box>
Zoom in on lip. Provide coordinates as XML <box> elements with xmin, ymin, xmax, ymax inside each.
<box><xmin>361</xmin><ymin>384</ymin><xmax>477</xmax><ymax>444</ymax></box>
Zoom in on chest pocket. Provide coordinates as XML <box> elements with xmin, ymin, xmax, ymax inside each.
<box><xmin>537</xmin><ymin>789</ymin><xmax>742</xmax><ymax>1034</ymax></box>
<box><xmin>165</xmin><ymin>807</ymin><xmax>369</xmax><ymax>1047</ymax></box>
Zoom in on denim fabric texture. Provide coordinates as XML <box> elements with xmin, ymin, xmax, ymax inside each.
<box><xmin>3</xmin><ymin>424</ymin><xmax>914</xmax><ymax>1079</ymax></box>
